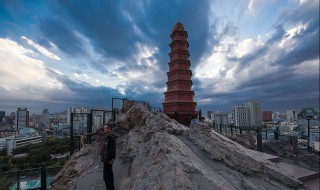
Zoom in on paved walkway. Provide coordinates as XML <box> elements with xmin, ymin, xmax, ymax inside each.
<box><xmin>73</xmin><ymin>151</ymin><xmax>128</xmax><ymax>190</ymax></box>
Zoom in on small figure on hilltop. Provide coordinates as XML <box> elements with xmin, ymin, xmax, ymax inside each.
<box><xmin>190</xmin><ymin>115</ymin><xmax>199</xmax><ymax>125</ymax></box>
<box><xmin>100</xmin><ymin>125</ymin><xmax>116</xmax><ymax>190</ymax></box>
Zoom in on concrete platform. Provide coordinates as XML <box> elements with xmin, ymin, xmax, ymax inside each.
<box><xmin>304</xmin><ymin>178</ymin><xmax>320</xmax><ymax>190</ymax></box>
<box><xmin>275</xmin><ymin>162</ymin><xmax>319</xmax><ymax>182</ymax></box>
<box><xmin>251</xmin><ymin>150</ymin><xmax>280</xmax><ymax>162</ymax></box>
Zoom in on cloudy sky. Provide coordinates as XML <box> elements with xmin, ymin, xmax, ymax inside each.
<box><xmin>0</xmin><ymin>0</ymin><xmax>319</xmax><ymax>114</ymax></box>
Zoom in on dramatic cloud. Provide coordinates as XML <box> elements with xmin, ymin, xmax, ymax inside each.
<box><xmin>0</xmin><ymin>0</ymin><xmax>318</xmax><ymax>114</ymax></box>
<box><xmin>21</xmin><ymin>36</ymin><xmax>61</xmax><ymax>60</ymax></box>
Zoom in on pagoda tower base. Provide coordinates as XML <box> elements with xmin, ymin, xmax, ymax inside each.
<box><xmin>162</xmin><ymin>22</ymin><xmax>197</xmax><ymax>127</ymax></box>
<box><xmin>165</xmin><ymin>111</ymin><xmax>198</xmax><ymax>126</ymax></box>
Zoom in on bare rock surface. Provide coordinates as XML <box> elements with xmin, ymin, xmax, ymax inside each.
<box><xmin>50</xmin><ymin>102</ymin><xmax>309</xmax><ymax>190</ymax></box>
<box><xmin>263</xmin><ymin>140</ymin><xmax>320</xmax><ymax>172</ymax></box>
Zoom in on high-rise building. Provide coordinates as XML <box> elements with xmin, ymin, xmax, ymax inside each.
<box><xmin>232</xmin><ymin>106</ymin><xmax>248</xmax><ymax>127</ymax></box>
<box><xmin>262</xmin><ymin>111</ymin><xmax>273</xmax><ymax>122</ymax></box>
<box><xmin>68</xmin><ymin>107</ymin><xmax>89</xmax><ymax>134</ymax></box>
<box><xmin>162</xmin><ymin>22</ymin><xmax>197</xmax><ymax>126</ymax></box>
<box><xmin>0</xmin><ymin>111</ymin><xmax>5</xmax><ymax>121</ymax></box>
<box><xmin>207</xmin><ymin>111</ymin><xmax>213</xmax><ymax>120</ymax></box>
<box><xmin>213</xmin><ymin>111</ymin><xmax>229</xmax><ymax>128</ymax></box>
<box><xmin>67</xmin><ymin>107</ymin><xmax>74</xmax><ymax>125</ymax></box>
<box><xmin>15</xmin><ymin>107</ymin><xmax>29</xmax><ymax>131</ymax></box>
<box><xmin>10</xmin><ymin>112</ymin><xmax>16</xmax><ymax>120</ymax></box>
<box><xmin>286</xmin><ymin>110</ymin><xmax>298</xmax><ymax>122</ymax></box>
<box><xmin>32</xmin><ymin>114</ymin><xmax>41</xmax><ymax>127</ymax></box>
<box><xmin>40</xmin><ymin>108</ymin><xmax>49</xmax><ymax>127</ymax></box>
<box><xmin>245</xmin><ymin>100</ymin><xmax>262</xmax><ymax>127</ymax></box>
<box><xmin>4</xmin><ymin>116</ymin><xmax>14</xmax><ymax>125</ymax></box>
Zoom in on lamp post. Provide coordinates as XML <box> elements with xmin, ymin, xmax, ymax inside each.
<box><xmin>298</xmin><ymin>107</ymin><xmax>316</xmax><ymax>152</ymax></box>
<box><xmin>307</xmin><ymin>116</ymin><xmax>312</xmax><ymax>151</ymax></box>
<box><xmin>230</xmin><ymin>122</ymin><xmax>233</xmax><ymax>137</ymax></box>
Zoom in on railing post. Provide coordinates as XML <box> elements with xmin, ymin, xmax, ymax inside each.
<box><xmin>103</xmin><ymin>110</ymin><xmax>105</xmax><ymax>125</ymax></box>
<box><xmin>265</xmin><ymin>130</ymin><xmax>268</xmax><ymax>140</ymax></box>
<box><xmin>88</xmin><ymin>113</ymin><xmax>92</xmax><ymax>144</ymax></box>
<box><xmin>230</xmin><ymin>124</ymin><xmax>233</xmax><ymax>137</ymax></box>
<box><xmin>307</xmin><ymin>118</ymin><xmax>311</xmax><ymax>151</ymax></box>
<box><xmin>17</xmin><ymin>171</ymin><xmax>20</xmax><ymax>190</ymax></box>
<box><xmin>111</xmin><ymin>98</ymin><xmax>115</xmax><ymax>123</ymax></box>
<box><xmin>224</xmin><ymin>124</ymin><xmax>227</xmax><ymax>136</ymax></box>
<box><xmin>274</xmin><ymin>126</ymin><xmax>279</xmax><ymax>140</ymax></box>
<box><xmin>292</xmin><ymin>136</ymin><xmax>298</xmax><ymax>156</ymax></box>
<box><xmin>70</xmin><ymin>112</ymin><xmax>74</xmax><ymax>155</ymax></box>
<box><xmin>256</xmin><ymin>129</ymin><xmax>262</xmax><ymax>152</ymax></box>
<box><xmin>41</xmin><ymin>165</ymin><xmax>47</xmax><ymax>190</ymax></box>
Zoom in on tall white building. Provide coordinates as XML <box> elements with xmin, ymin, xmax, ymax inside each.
<box><xmin>245</xmin><ymin>100</ymin><xmax>262</xmax><ymax>127</ymax></box>
<box><xmin>286</xmin><ymin>110</ymin><xmax>298</xmax><ymax>122</ymax></box>
<box><xmin>232</xmin><ymin>106</ymin><xmax>248</xmax><ymax>127</ymax></box>
<box><xmin>212</xmin><ymin>111</ymin><xmax>229</xmax><ymax>127</ymax></box>
<box><xmin>68</xmin><ymin>107</ymin><xmax>89</xmax><ymax>134</ymax></box>
<box><xmin>67</xmin><ymin>107</ymin><xmax>74</xmax><ymax>125</ymax></box>
<box><xmin>15</xmin><ymin>107</ymin><xmax>29</xmax><ymax>131</ymax></box>
<box><xmin>40</xmin><ymin>108</ymin><xmax>50</xmax><ymax>127</ymax></box>
<box><xmin>0</xmin><ymin>138</ymin><xmax>15</xmax><ymax>155</ymax></box>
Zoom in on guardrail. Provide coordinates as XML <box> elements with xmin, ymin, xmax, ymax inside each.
<box><xmin>0</xmin><ymin>166</ymin><xmax>62</xmax><ymax>190</ymax></box>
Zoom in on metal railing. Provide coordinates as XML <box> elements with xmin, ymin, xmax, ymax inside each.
<box><xmin>68</xmin><ymin>98</ymin><xmax>161</xmax><ymax>155</ymax></box>
<box><xmin>0</xmin><ymin>166</ymin><xmax>62</xmax><ymax>190</ymax></box>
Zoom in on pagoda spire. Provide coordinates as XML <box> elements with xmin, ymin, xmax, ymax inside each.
<box><xmin>162</xmin><ymin>22</ymin><xmax>197</xmax><ymax>126</ymax></box>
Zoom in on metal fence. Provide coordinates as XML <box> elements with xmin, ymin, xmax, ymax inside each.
<box><xmin>0</xmin><ymin>166</ymin><xmax>62</xmax><ymax>190</ymax></box>
<box><xmin>69</xmin><ymin>97</ymin><xmax>161</xmax><ymax>155</ymax></box>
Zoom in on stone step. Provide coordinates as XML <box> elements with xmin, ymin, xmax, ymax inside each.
<box><xmin>303</xmin><ymin>178</ymin><xmax>320</xmax><ymax>190</ymax></box>
<box><xmin>251</xmin><ymin>150</ymin><xmax>280</xmax><ymax>162</ymax></box>
<box><xmin>275</xmin><ymin>162</ymin><xmax>319</xmax><ymax>182</ymax></box>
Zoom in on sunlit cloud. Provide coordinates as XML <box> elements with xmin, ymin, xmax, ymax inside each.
<box><xmin>21</xmin><ymin>36</ymin><xmax>61</xmax><ymax>60</ymax></box>
<box><xmin>0</xmin><ymin>38</ymin><xmax>69</xmax><ymax>101</ymax></box>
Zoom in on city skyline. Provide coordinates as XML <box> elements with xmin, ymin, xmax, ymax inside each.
<box><xmin>0</xmin><ymin>0</ymin><xmax>319</xmax><ymax>114</ymax></box>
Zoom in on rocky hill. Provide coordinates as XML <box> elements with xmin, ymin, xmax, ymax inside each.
<box><xmin>50</xmin><ymin>102</ymin><xmax>311</xmax><ymax>190</ymax></box>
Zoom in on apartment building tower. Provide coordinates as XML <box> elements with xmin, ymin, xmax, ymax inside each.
<box><xmin>232</xmin><ymin>106</ymin><xmax>248</xmax><ymax>127</ymax></box>
<box><xmin>245</xmin><ymin>100</ymin><xmax>262</xmax><ymax>127</ymax></box>
<box><xmin>15</xmin><ymin>107</ymin><xmax>29</xmax><ymax>131</ymax></box>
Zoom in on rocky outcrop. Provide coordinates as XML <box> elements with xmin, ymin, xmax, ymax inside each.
<box><xmin>264</xmin><ymin>139</ymin><xmax>320</xmax><ymax>172</ymax></box>
<box><xmin>185</xmin><ymin>126</ymin><xmax>303</xmax><ymax>188</ymax></box>
<box><xmin>50</xmin><ymin>102</ymin><xmax>308</xmax><ymax>190</ymax></box>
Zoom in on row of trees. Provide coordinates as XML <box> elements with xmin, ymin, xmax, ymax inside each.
<box><xmin>0</xmin><ymin>138</ymin><xmax>70</xmax><ymax>189</ymax></box>
<box><xmin>0</xmin><ymin>138</ymin><xmax>70</xmax><ymax>172</ymax></box>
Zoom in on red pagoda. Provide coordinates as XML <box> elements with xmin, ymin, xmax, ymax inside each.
<box><xmin>162</xmin><ymin>22</ymin><xmax>197</xmax><ymax>126</ymax></box>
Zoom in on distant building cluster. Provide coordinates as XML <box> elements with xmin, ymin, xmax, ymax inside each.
<box><xmin>0</xmin><ymin>106</ymin><xmax>111</xmax><ymax>155</ymax></box>
<box><xmin>210</xmin><ymin>100</ymin><xmax>263</xmax><ymax>130</ymax></box>
<box><xmin>204</xmin><ymin>101</ymin><xmax>319</xmax><ymax>151</ymax></box>
<box><xmin>0</xmin><ymin>102</ymin><xmax>319</xmax><ymax>155</ymax></box>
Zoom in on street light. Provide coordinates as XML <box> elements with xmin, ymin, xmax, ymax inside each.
<box><xmin>298</xmin><ymin>107</ymin><xmax>316</xmax><ymax>151</ymax></box>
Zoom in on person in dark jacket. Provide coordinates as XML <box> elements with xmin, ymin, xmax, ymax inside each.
<box><xmin>100</xmin><ymin>125</ymin><xmax>116</xmax><ymax>190</ymax></box>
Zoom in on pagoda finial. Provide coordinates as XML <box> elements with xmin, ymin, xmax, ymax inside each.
<box><xmin>172</xmin><ymin>22</ymin><xmax>185</xmax><ymax>32</ymax></box>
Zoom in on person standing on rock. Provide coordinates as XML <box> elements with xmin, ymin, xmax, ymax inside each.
<box><xmin>200</xmin><ymin>117</ymin><xmax>206</xmax><ymax>123</ymax></box>
<box><xmin>100</xmin><ymin>125</ymin><xmax>116</xmax><ymax>190</ymax></box>
<box><xmin>190</xmin><ymin>115</ymin><xmax>199</xmax><ymax>126</ymax></box>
